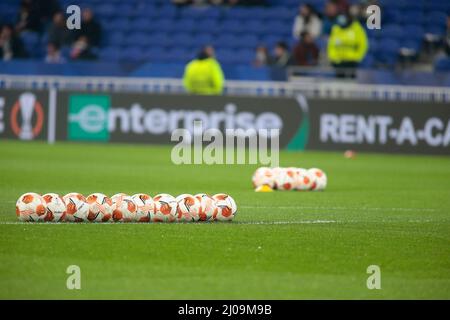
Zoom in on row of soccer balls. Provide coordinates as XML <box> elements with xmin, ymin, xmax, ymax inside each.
<box><xmin>15</xmin><ymin>192</ymin><xmax>237</xmax><ymax>223</ymax></box>
<box><xmin>252</xmin><ymin>167</ymin><xmax>327</xmax><ymax>191</ymax></box>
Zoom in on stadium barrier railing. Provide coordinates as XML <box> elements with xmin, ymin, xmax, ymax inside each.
<box><xmin>1</xmin><ymin>75</ymin><xmax>450</xmax><ymax>102</ymax></box>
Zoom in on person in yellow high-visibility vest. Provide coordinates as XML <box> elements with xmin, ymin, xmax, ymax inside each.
<box><xmin>183</xmin><ymin>46</ymin><xmax>225</xmax><ymax>95</ymax></box>
<box><xmin>327</xmin><ymin>14</ymin><xmax>368</xmax><ymax>78</ymax></box>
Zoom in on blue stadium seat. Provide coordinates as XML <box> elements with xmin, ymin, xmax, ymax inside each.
<box><xmin>147</xmin><ymin>33</ymin><xmax>172</xmax><ymax>48</ymax></box>
<box><xmin>434</xmin><ymin>57</ymin><xmax>450</xmax><ymax>72</ymax></box>
<box><xmin>192</xmin><ymin>19</ymin><xmax>219</xmax><ymax>33</ymax></box>
<box><xmin>171</xmin><ymin>33</ymin><xmax>195</xmax><ymax>47</ymax></box>
<box><xmin>115</xmin><ymin>3</ymin><xmax>135</xmax><ymax>18</ymax></box>
<box><xmin>235</xmin><ymin>48</ymin><xmax>255</xmax><ymax>64</ymax></box>
<box><xmin>245</xmin><ymin>20</ymin><xmax>266</xmax><ymax>35</ymax></box>
<box><xmin>219</xmin><ymin>20</ymin><xmax>245</xmax><ymax>33</ymax></box>
<box><xmin>190</xmin><ymin>34</ymin><xmax>214</xmax><ymax>48</ymax></box>
<box><xmin>424</xmin><ymin>11</ymin><xmax>448</xmax><ymax>28</ymax></box>
<box><xmin>214</xmin><ymin>34</ymin><xmax>239</xmax><ymax>50</ymax></box>
<box><xmin>120</xmin><ymin>46</ymin><xmax>145</xmax><ymax>62</ymax></box>
<box><xmin>152</xmin><ymin>19</ymin><xmax>174</xmax><ymax>32</ymax></box>
<box><xmin>175</xmin><ymin>19</ymin><xmax>196</xmax><ymax>32</ymax></box>
<box><xmin>216</xmin><ymin>48</ymin><xmax>239</xmax><ymax>64</ymax></box>
<box><xmin>145</xmin><ymin>48</ymin><xmax>167</xmax><ymax>62</ymax></box>
<box><xmin>96</xmin><ymin>4</ymin><xmax>116</xmax><ymax>18</ymax></box>
<box><xmin>109</xmin><ymin>18</ymin><xmax>130</xmax><ymax>32</ymax></box>
<box><xmin>382</xmin><ymin>25</ymin><xmax>404</xmax><ymax>40</ymax></box>
<box><xmin>180</xmin><ymin>7</ymin><xmax>221</xmax><ymax>20</ymax></box>
<box><xmin>165</xmin><ymin>48</ymin><xmax>192</xmax><ymax>63</ymax></box>
<box><xmin>123</xmin><ymin>32</ymin><xmax>150</xmax><ymax>47</ymax></box>
<box><xmin>399</xmin><ymin>10</ymin><xmax>424</xmax><ymax>24</ymax></box>
<box><xmin>234</xmin><ymin>66</ymin><xmax>270</xmax><ymax>81</ymax></box>
<box><xmin>375</xmin><ymin>39</ymin><xmax>401</xmax><ymax>65</ymax></box>
<box><xmin>99</xmin><ymin>47</ymin><xmax>121</xmax><ymax>61</ymax></box>
<box><xmin>108</xmin><ymin>32</ymin><xmax>125</xmax><ymax>46</ymax></box>
<box><xmin>400</xmin><ymin>39</ymin><xmax>421</xmax><ymax>53</ymax></box>
<box><xmin>130</xmin><ymin>18</ymin><xmax>152</xmax><ymax>32</ymax></box>
<box><xmin>359</xmin><ymin>54</ymin><xmax>375</xmax><ymax>69</ymax></box>
<box><xmin>402</xmin><ymin>25</ymin><xmax>424</xmax><ymax>41</ymax></box>
<box><xmin>20</xmin><ymin>31</ymin><xmax>40</xmax><ymax>57</ymax></box>
<box><xmin>234</xmin><ymin>35</ymin><xmax>259</xmax><ymax>49</ymax></box>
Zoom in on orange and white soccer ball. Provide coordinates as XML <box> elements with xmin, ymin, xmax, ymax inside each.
<box><xmin>195</xmin><ymin>193</ymin><xmax>217</xmax><ymax>221</ymax></box>
<box><xmin>212</xmin><ymin>193</ymin><xmax>237</xmax><ymax>221</ymax></box>
<box><xmin>42</xmin><ymin>193</ymin><xmax>66</xmax><ymax>222</ymax></box>
<box><xmin>275</xmin><ymin>167</ymin><xmax>297</xmax><ymax>191</ymax></box>
<box><xmin>252</xmin><ymin>167</ymin><xmax>275</xmax><ymax>188</ymax></box>
<box><xmin>111</xmin><ymin>193</ymin><xmax>136</xmax><ymax>222</ymax></box>
<box><xmin>176</xmin><ymin>194</ymin><xmax>201</xmax><ymax>222</ymax></box>
<box><xmin>63</xmin><ymin>193</ymin><xmax>88</xmax><ymax>222</ymax></box>
<box><xmin>131</xmin><ymin>193</ymin><xmax>154</xmax><ymax>222</ymax></box>
<box><xmin>308</xmin><ymin>168</ymin><xmax>327</xmax><ymax>191</ymax></box>
<box><xmin>153</xmin><ymin>193</ymin><xmax>177</xmax><ymax>222</ymax></box>
<box><xmin>295</xmin><ymin>168</ymin><xmax>314</xmax><ymax>191</ymax></box>
<box><xmin>16</xmin><ymin>192</ymin><xmax>46</xmax><ymax>222</ymax></box>
<box><xmin>86</xmin><ymin>193</ymin><xmax>113</xmax><ymax>222</ymax></box>
<box><xmin>271</xmin><ymin>167</ymin><xmax>284</xmax><ymax>189</ymax></box>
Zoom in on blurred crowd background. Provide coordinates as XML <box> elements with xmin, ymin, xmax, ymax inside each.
<box><xmin>1</xmin><ymin>0</ymin><xmax>450</xmax><ymax>81</ymax></box>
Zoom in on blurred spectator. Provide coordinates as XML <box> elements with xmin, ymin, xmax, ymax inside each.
<box><xmin>70</xmin><ymin>36</ymin><xmax>97</xmax><ymax>60</ymax></box>
<box><xmin>253</xmin><ymin>45</ymin><xmax>269</xmax><ymax>67</ymax></box>
<box><xmin>45</xmin><ymin>42</ymin><xmax>65</xmax><ymax>63</ymax></box>
<box><xmin>74</xmin><ymin>8</ymin><xmax>102</xmax><ymax>47</ymax></box>
<box><xmin>327</xmin><ymin>13</ymin><xmax>368</xmax><ymax>78</ymax></box>
<box><xmin>0</xmin><ymin>25</ymin><xmax>28</xmax><ymax>60</ymax></box>
<box><xmin>172</xmin><ymin>0</ymin><xmax>192</xmax><ymax>5</ymax></box>
<box><xmin>292</xmin><ymin>4</ymin><xmax>322</xmax><ymax>40</ymax></box>
<box><xmin>48</xmin><ymin>12</ymin><xmax>72</xmax><ymax>47</ymax></box>
<box><xmin>183</xmin><ymin>46</ymin><xmax>225</xmax><ymax>95</ymax></box>
<box><xmin>349</xmin><ymin>3</ymin><xmax>367</xmax><ymax>24</ymax></box>
<box><xmin>445</xmin><ymin>16</ymin><xmax>450</xmax><ymax>56</ymax></box>
<box><xmin>293</xmin><ymin>32</ymin><xmax>319</xmax><ymax>66</ymax></box>
<box><xmin>15</xmin><ymin>0</ymin><xmax>41</xmax><ymax>33</ymax></box>
<box><xmin>227</xmin><ymin>0</ymin><xmax>267</xmax><ymax>5</ymax></box>
<box><xmin>322</xmin><ymin>1</ymin><xmax>339</xmax><ymax>35</ymax></box>
<box><xmin>330</xmin><ymin>0</ymin><xmax>349</xmax><ymax>14</ymax></box>
<box><xmin>268</xmin><ymin>41</ymin><xmax>293</xmax><ymax>67</ymax></box>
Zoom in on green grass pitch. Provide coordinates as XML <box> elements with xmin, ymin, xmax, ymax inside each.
<box><xmin>0</xmin><ymin>139</ymin><xmax>449</xmax><ymax>299</ymax></box>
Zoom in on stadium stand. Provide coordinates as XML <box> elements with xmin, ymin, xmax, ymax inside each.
<box><xmin>0</xmin><ymin>0</ymin><xmax>450</xmax><ymax>84</ymax></box>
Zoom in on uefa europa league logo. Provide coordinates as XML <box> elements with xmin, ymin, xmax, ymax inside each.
<box><xmin>18</xmin><ymin>93</ymin><xmax>36</xmax><ymax>140</ymax></box>
<box><xmin>10</xmin><ymin>92</ymin><xmax>44</xmax><ymax>140</ymax></box>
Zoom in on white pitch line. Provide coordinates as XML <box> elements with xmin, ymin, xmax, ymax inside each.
<box><xmin>236</xmin><ymin>220</ymin><xmax>337</xmax><ymax>225</ymax></box>
<box><xmin>240</xmin><ymin>205</ymin><xmax>439</xmax><ymax>212</ymax></box>
<box><xmin>0</xmin><ymin>220</ymin><xmax>337</xmax><ymax>225</ymax></box>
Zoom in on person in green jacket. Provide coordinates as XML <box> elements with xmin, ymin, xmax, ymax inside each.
<box><xmin>327</xmin><ymin>13</ymin><xmax>368</xmax><ymax>78</ymax></box>
<box><xmin>183</xmin><ymin>46</ymin><xmax>225</xmax><ymax>95</ymax></box>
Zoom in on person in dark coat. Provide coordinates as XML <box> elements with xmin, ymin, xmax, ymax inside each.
<box><xmin>0</xmin><ymin>24</ymin><xmax>28</xmax><ymax>60</ymax></box>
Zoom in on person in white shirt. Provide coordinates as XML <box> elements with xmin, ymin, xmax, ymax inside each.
<box><xmin>292</xmin><ymin>3</ymin><xmax>323</xmax><ymax>40</ymax></box>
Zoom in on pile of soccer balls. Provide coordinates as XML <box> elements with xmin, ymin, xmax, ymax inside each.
<box><xmin>252</xmin><ymin>167</ymin><xmax>327</xmax><ymax>191</ymax></box>
<box><xmin>15</xmin><ymin>192</ymin><xmax>237</xmax><ymax>223</ymax></box>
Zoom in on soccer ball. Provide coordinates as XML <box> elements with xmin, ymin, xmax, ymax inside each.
<box><xmin>195</xmin><ymin>193</ymin><xmax>217</xmax><ymax>221</ymax></box>
<box><xmin>176</xmin><ymin>194</ymin><xmax>201</xmax><ymax>222</ymax></box>
<box><xmin>16</xmin><ymin>192</ymin><xmax>46</xmax><ymax>222</ymax></box>
<box><xmin>42</xmin><ymin>193</ymin><xmax>66</xmax><ymax>222</ymax></box>
<box><xmin>131</xmin><ymin>193</ymin><xmax>154</xmax><ymax>222</ymax></box>
<box><xmin>63</xmin><ymin>193</ymin><xmax>88</xmax><ymax>222</ymax></box>
<box><xmin>275</xmin><ymin>167</ymin><xmax>297</xmax><ymax>190</ymax></box>
<box><xmin>308</xmin><ymin>168</ymin><xmax>327</xmax><ymax>191</ymax></box>
<box><xmin>111</xmin><ymin>193</ymin><xmax>136</xmax><ymax>222</ymax></box>
<box><xmin>86</xmin><ymin>193</ymin><xmax>113</xmax><ymax>222</ymax></box>
<box><xmin>252</xmin><ymin>167</ymin><xmax>275</xmax><ymax>188</ymax></box>
<box><xmin>212</xmin><ymin>193</ymin><xmax>237</xmax><ymax>221</ymax></box>
<box><xmin>271</xmin><ymin>167</ymin><xmax>284</xmax><ymax>189</ymax></box>
<box><xmin>295</xmin><ymin>168</ymin><xmax>314</xmax><ymax>191</ymax></box>
<box><xmin>153</xmin><ymin>193</ymin><xmax>177</xmax><ymax>222</ymax></box>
